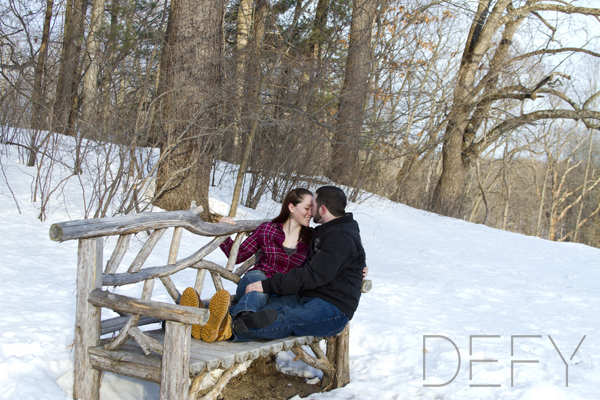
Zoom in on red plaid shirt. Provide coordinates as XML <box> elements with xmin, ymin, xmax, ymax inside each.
<box><xmin>219</xmin><ymin>222</ymin><xmax>311</xmax><ymax>278</ymax></box>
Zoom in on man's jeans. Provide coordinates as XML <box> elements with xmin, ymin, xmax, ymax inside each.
<box><xmin>232</xmin><ymin>294</ymin><xmax>349</xmax><ymax>342</ymax></box>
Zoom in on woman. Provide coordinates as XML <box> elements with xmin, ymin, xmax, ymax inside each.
<box><xmin>219</xmin><ymin>187</ymin><xmax>314</xmax><ymax>302</ymax></box>
<box><xmin>184</xmin><ymin>187</ymin><xmax>368</xmax><ymax>342</ymax></box>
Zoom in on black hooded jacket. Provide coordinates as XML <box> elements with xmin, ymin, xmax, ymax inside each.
<box><xmin>261</xmin><ymin>213</ymin><xmax>366</xmax><ymax>319</ymax></box>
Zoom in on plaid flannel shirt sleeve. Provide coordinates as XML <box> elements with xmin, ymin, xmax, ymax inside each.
<box><xmin>219</xmin><ymin>223</ymin><xmax>264</xmax><ymax>264</ymax></box>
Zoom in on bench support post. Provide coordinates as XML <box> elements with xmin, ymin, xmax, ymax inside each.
<box><xmin>160</xmin><ymin>321</ymin><xmax>192</xmax><ymax>400</ymax></box>
<box><xmin>74</xmin><ymin>238</ymin><xmax>103</xmax><ymax>400</ymax></box>
<box><xmin>323</xmin><ymin>324</ymin><xmax>350</xmax><ymax>389</ymax></box>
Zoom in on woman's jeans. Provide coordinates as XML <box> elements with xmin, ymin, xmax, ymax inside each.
<box><xmin>231</xmin><ymin>270</ymin><xmax>269</xmax><ymax>317</ymax></box>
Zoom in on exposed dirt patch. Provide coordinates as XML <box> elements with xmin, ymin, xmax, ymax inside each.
<box><xmin>217</xmin><ymin>370</ymin><xmax>323</xmax><ymax>400</ymax></box>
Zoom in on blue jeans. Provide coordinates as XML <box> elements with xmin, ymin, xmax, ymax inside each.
<box><xmin>232</xmin><ymin>295</ymin><xmax>349</xmax><ymax>342</ymax></box>
<box><xmin>231</xmin><ymin>270</ymin><xmax>269</xmax><ymax>317</ymax></box>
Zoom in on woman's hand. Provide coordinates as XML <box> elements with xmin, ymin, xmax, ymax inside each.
<box><xmin>219</xmin><ymin>216</ymin><xmax>236</xmax><ymax>225</ymax></box>
<box><xmin>363</xmin><ymin>266</ymin><xmax>369</xmax><ymax>279</ymax></box>
<box><xmin>246</xmin><ymin>281</ymin><xmax>264</xmax><ymax>293</ymax></box>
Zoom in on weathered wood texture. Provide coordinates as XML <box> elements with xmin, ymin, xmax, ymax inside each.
<box><xmin>73</xmin><ymin>238</ymin><xmax>103</xmax><ymax>400</ymax></box>
<box><xmin>128</xmin><ymin>228</ymin><xmax>166</xmax><ymax>272</ymax></box>
<box><xmin>162</xmin><ymin>226</ymin><xmax>185</xmax><ymax>301</ymax></box>
<box><xmin>197</xmin><ymin>365</ymin><xmax>242</xmax><ymax>400</ymax></box>
<box><xmin>129</xmin><ymin>327</ymin><xmax>164</xmax><ymax>355</ymax></box>
<box><xmin>323</xmin><ymin>324</ymin><xmax>350</xmax><ymax>389</ymax></box>
<box><xmin>160</xmin><ymin>321</ymin><xmax>192</xmax><ymax>400</ymax></box>
<box><xmin>168</xmin><ymin>227</ymin><xmax>184</xmax><ymax>264</ymax></box>
<box><xmin>102</xmin><ymin>236</ymin><xmax>229</xmax><ymax>286</ymax></box>
<box><xmin>105</xmin><ymin>279</ymin><xmax>155</xmax><ymax>351</ymax></box>
<box><xmin>60</xmin><ymin>209</ymin><xmax>360</xmax><ymax>400</ymax></box>
<box><xmin>89</xmin><ymin>290</ymin><xmax>210</xmax><ymax>326</ymax></box>
<box><xmin>233</xmin><ymin>254</ymin><xmax>256</xmax><ymax>276</ymax></box>
<box><xmin>49</xmin><ymin>208</ymin><xmax>264</xmax><ymax>241</ymax></box>
<box><xmin>291</xmin><ymin>345</ymin><xmax>334</xmax><ymax>378</ymax></box>
<box><xmin>97</xmin><ymin>330</ymin><xmax>318</xmax><ymax>376</ymax></box>
<box><xmin>188</xmin><ymin>372</ymin><xmax>209</xmax><ymax>400</ymax></box>
<box><xmin>89</xmin><ymin>347</ymin><xmax>162</xmax><ymax>384</ymax></box>
<box><xmin>210</xmin><ymin>271</ymin><xmax>225</xmax><ymax>291</ymax></box>
<box><xmin>194</xmin><ymin>268</ymin><xmax>208</xmax><ymax>298</ymax></box>
<box><xmin>105</xmin><ymin>234</ymin><xmax>131</xmax><ymax>274</ymax></box>
<box><xmin>101</xmin><ymin>315</ymin><xmax>161</xmax><ymax>335</ymax></box>
<box><xmin>361</xmin><ymin>279</ymin><xmax>372</xmax><ymax>293</ymax></box>
<box><xmin>225</xmin><ymin>232</ymin><xmax>245</xmax><ymax>271</ymax></box>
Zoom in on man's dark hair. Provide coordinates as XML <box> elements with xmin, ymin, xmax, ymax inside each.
<box><xmin>315</xmin><ymin>186</ymin><xmax>346</xmax><ymax>217</ymax></box>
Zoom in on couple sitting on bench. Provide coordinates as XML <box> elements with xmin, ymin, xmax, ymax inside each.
<box><xmin>179</xmin><ymin>185</ymin><xmax>367</xmax><ymax>343</ymax></box>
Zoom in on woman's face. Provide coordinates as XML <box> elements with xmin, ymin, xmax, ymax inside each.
<box><xmin>290</xmin><ymin>194</ymin><xmax>313</xmax><ymax>227</ymax></box>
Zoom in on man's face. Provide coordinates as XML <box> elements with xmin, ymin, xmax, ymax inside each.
<box><xmin>311</xmin><ymin>194</ymin><xmax>322</xmax><ymax>224</ymax></box>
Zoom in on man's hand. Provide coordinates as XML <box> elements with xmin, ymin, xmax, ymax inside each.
<box><xmin>246</xmin><ymin>281</ymin><xmax>264</xmax><ymax>294</ymax></box>
<box><xmin>363</xmin><ymin>266</ymin><xmax>369</xmax><ymax>279</ymax></box>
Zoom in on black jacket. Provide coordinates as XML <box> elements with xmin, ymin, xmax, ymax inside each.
<box><xmin>261</xmin><ymin>213</ymin><xmax>366</xmax><ymax>319</ymax></box>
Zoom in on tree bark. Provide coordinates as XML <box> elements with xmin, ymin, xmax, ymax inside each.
<box><xmin>54</xmin><ymin>0</ymin><xmax>88</xmax><ymax>135</ymax></box>
<box><xmin>230</xmin><ymin>0</ymin><xmax>253</xmax><ymax>159</ymax></box>
<box><xmin>81</xmin><ymin>0</ymin><xmax>107</xmax><ymax>126</ymax></box>
<box><xmin>329</xmin><ymin>0</ymin><xmax>378</xmax><ymax>185</ymax></box>
<box><xmin>430</xmin><ymin>1</ymin><xmax>600</xmax><ymax>217</ymax></box>
<box><xmin>28</xmin><ymin>0</ymin><xmax>54</xmax><ymax>166</ymax></box>
<box><xmin>154</xmin><ymin>0</ymin><xmax>225</xmax><ymax>218</ymax></box>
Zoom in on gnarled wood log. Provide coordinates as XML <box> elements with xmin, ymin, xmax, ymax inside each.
<box><xmin>160</xmin><ymin>321</ymin><xmax>192</xmax><ymax>400</ymax></box>
<box><xmin>49</xmin><ymin>208</ymin><xmax>263</xmax><ymax>242</ymax></box>
<box><xmin>129</xmin><ymin>327</ymin><xmax>163</xmax><ymax>356</ymax></box>
<box><xmin>105</xmin><ymin>279</ymin><xmax>155</xmax><ymax>351</ymax></box>
<box><xmin>88</xmin><ymin>290</ymin><xmax>210</xmax><ymax>326</ymax></box>
<box><xmin>105</xmin><ymin>234</ymin><xmax>131</xmax><ymax>274</ymax></box>
<box><xmin>291</xmin><ymin>345</ymin><xmax>335</xmax><ymax>379</ymax></box>
<box><xmin>102</xmin><ymin>236</ymin><xmax>229</xmax><ymax>286</ymax></box>
<box><xmin>101</xmin><ymin>315</ymin><xmax>160</xmax><ymax>335</ymax></box>
<box><xmin>233</xmin><ymin>255</ymin><xmax>256</xmax><ymax>277</ymax></box>
<box><xmin>73</xmin><ymin>238</ymin><xmax>103</xmax><ymax>400</ymax></box>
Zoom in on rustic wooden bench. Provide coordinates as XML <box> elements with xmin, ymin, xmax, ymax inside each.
<box><xmin>50</xmin><ymin>205</ymin><xmax>358</xmax><ymax>400</ymax></box>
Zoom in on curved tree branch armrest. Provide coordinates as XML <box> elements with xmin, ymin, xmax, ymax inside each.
<box><xmin>88</xmin><ymin>290</ymin><xmax>210</xmax><ymax>326</ymax></box>
<box><xmin>49</xmin><ymin>209</ymin><xmax>265</xmax><ymax>242</ymax></box>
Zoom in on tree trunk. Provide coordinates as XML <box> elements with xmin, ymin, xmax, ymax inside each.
<box><xmin>430</xmin><ymin>119</ymin><xmax>470</xmax><ymax>216</ymax></box>
<box><xmin>299</xmin><ymin>0</ymin><xmax>330</xmax><ymax>104</ymax></box>
<box><xmin>99</xmin><ymin>0</ymin><xmax>120</xmax><ymax>128</ymax></box>
<box><xmin>573</xmin><ymin>129</ymin><xmax>594</xmax><ymax>241</ymax></box>
<box><xmin>154</xmin><ymin>0</ymin><xmax>224</xmax><ymax>219</ymax></box>
<box><xmin>329</xmin><ymin>0</ymin><xmax>378</xmax><ymax>185</ymax></box>
<box><xmin>81</xmin><ymin>0</ymin><xmax>107</xmax><ymax>127</ymax></box>
<box><xmin>28</xmin><ymin>0</ymin><xmax>54</xmax><ymax>166</ymax></box>
<box><xmin>54</xmin><ymin>0</ymin><xmax>88</xmax><ymax>135</ymax></box>
<box><xmin>231</xmin><ymin>0</ymin><xmax>253</xmax><ymax>160</ymax></box>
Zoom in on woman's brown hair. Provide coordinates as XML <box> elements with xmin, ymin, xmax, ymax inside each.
<box><xmin>272</xmin><ymin>188</ymin><xmax>314</xmax><ymax>244</ymax></box>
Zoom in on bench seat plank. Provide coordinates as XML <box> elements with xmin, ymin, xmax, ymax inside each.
<box><xmin>96</xmin><ymin>329</ymin><xmax>319</xmax><ymax>382</ymax></box>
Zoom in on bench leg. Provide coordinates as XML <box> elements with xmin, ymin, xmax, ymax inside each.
<box><xmin>160</xmin><ymin>321</ymin><xmax>192</xmax><ymax>400</ymax></box>
<box><xmin>325</xmin><ymin>324</ymin><xmax>350</xmax><ymax>389</ymax></box>
<box><xmin>74</xmin><ymin>238</ymin><xmax>103</xmax><ymax>400</ymax></box>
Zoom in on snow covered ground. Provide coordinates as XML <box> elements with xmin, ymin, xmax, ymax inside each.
<box><xmin>1</xmin><ymin>149</ymin><xmax>599</xmax><ymax>400</ymax></box>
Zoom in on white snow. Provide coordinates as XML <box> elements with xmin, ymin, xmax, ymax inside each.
<box><xmin>1</xmin><ymin>147</ymin><xmax>599</xmax><ymax>400</ymax></box>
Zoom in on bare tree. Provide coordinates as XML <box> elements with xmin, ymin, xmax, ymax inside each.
<box><xmin>329</xmin><ymin>0</ymin><xmax>380</xmax><ymax>185</ymax></box>
<box><xmin>28</xmin><ymin>0</ymin><xmax>54</xmax><ymax>166</ymax></box>
<box><xmin>80</xmin><ymin>0</ymin><xmax>106</xmax><ymax>125</ymax></box>
<box><xmin>153</xmin><ymin>0</ymin><xmax>225</xmax><ymax>218</ymax></box>
<box><xmin>431</xmin><ymin>0</ymin><xmax>600</xmax><ymax>217</ymax></box>
<box><xmin>54</xmin><ymin>0</ymin><xmax>88</xmax><ymax>134</ymax></box>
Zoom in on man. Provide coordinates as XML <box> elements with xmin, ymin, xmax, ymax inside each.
<box><xmin>200</xmin><ymin>185</ymin><xmax>367</xmax><ymax>342</ymax></box>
